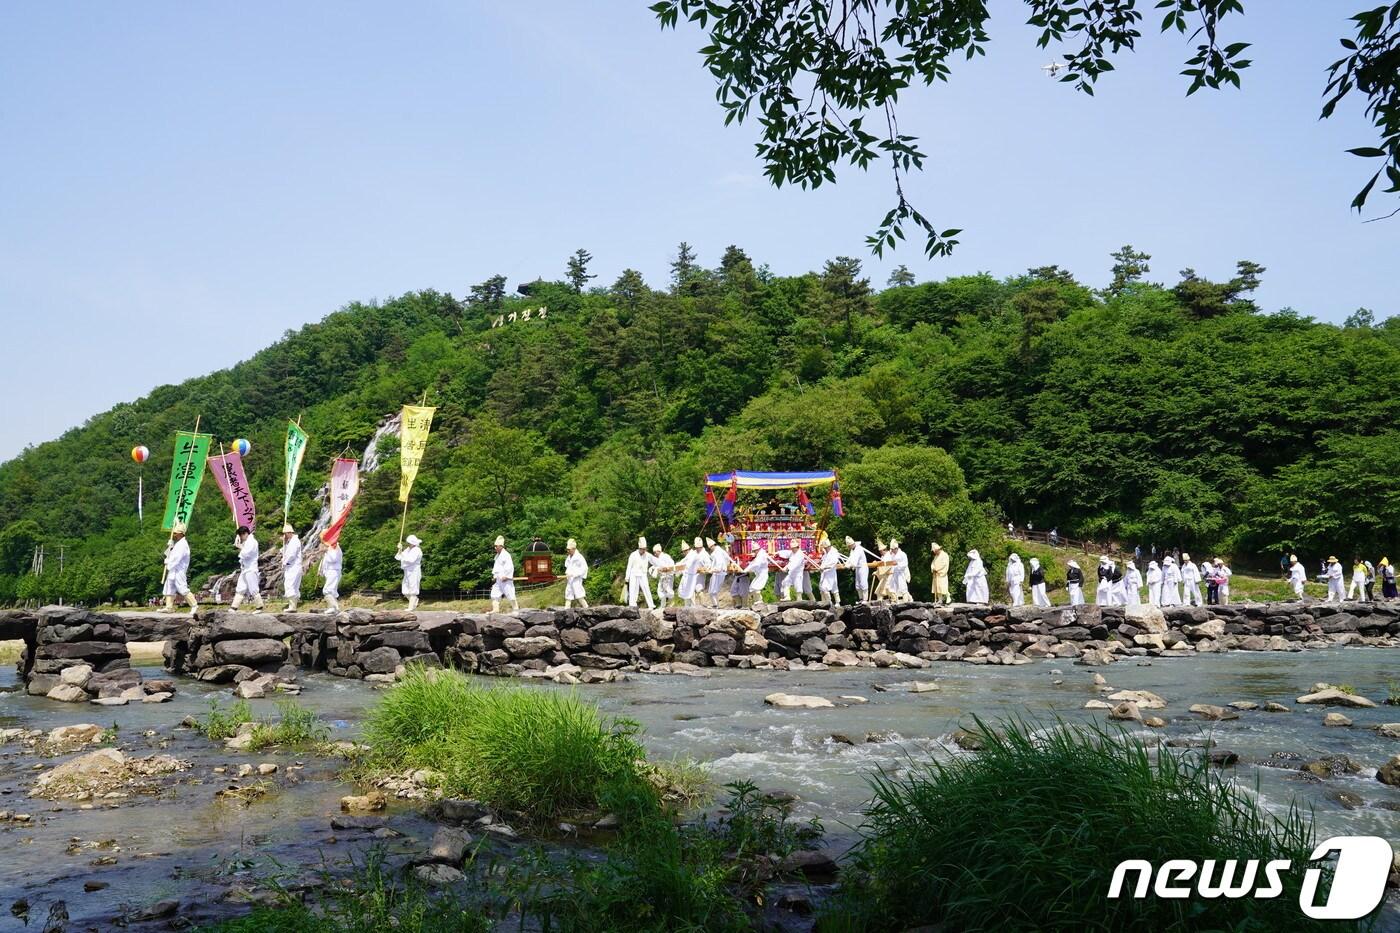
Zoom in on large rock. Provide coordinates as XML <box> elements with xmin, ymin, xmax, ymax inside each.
<box><xmin>1378</xmin><ymin>755</ymin><xmax>1400</xmax><ymax>787</ymax></box>
<box><xmin>478</xmin><ymin>615</ymin><xmax>526</xmax><ymax>639</ymax></box>
<box><xmin>591</xmin><ymin>617</ymin><xmax>652</xmax><ymax>643</ymax></box>
<box><xmin>212</xmin><ymin>638</ymin><xmax>289</xmax><ymax>667</ymax></box>
<box><xmin>766</xmin><ymin>621</ymin><xmax>828</xmax><ymax>646</ymax></box>
<box><xmin>1124</xmin><ymin>605</ymin><xmax>1167</xmax><ymax>634</ymax></box>
<box><xmin>1189</xmin><ymin>704</ymin><xmax>1239</xmax><ymax>721</ymax></box>
<box><xmin>206</xmin><ymin>615</ymin><xmax>293</xmax><ymax>641</ymax></box>
<box><xmin>1107</xmin><ymin>689</ymin><xmax>1167</xmax><ymax>710</ymax></box>
<box><xmin>1296</xmin><ymin>689</ymin><xmax>1377</xmax><ymax>708</ymax></box>
<box><xmin>696</xmin><ymin>633</ymin><xmax>737</xmax><ymax>656</ymax></box>
<box><xmin>503</xmin><ymin>637</ymin><xmax>558</xmax><ymax>659</ymax></box>
<box><xmin>764</xmin><ymin>693</ymin><xmax>834</xmax><ymax>709</ymax></box>
<box><xmin>46</xmin><ymin>683</ymin><xmax>90</xmax><ymax>703</ymax></box>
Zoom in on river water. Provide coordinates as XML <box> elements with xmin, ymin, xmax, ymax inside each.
<box><xmin>2</xmin><ymin>648</ymin><xmax>1399</xmax><ymax>927</ymax></box>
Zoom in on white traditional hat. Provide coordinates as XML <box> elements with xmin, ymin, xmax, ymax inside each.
<box><xmin>693</xmin><ymin>536</ymin><xmax>703</xmax><ymax>548</ymax></box>
<box><xmin>790</xmin><ymin>538</ymin><xmax>800</xmax><ymax>548</ymax></box>
<box><xmin>406</xmin><ymin>534</ymin><xmax>421</xmax><ymax>546</ymax></box>
<box><xmin>890</xmin><ymin>539</ymin><xmax>900</xmax><ymax>548</ymax></box>
<box><xmin>566</xmin><ymin>538</ymin><xmax>577</xmax><ymax>550</ymax></box>
<box><xmin>282</xmin><ymin>523</ymin><xmax>295</xmax><ymax>534</ymax></box>
<box><xmin>172</xmin><ymin>522</ymin><xmax>187</xmax><ymax>534</ymax></box>
<box><xmin>638</xmin><ymin>537</ymin><xmax>648</xmax><ymax>549</ymax></box>
<box><xmin>706</xmin><ymin>538</ymin><xmax>716</xmax><ymax>548</ymax></box>
<box><xmin>930</xmin><ymin>541</ymin><xmax>941</xmax><ymax>551</ymax></box>
<box><xmin>652</xmin><ymin>543</ymin><xmax>661</xmax><ymax>553</ymax></box>
<box><xmin>844</xmin><ymin>536</ymin><xmax>855</xmax><ymax>547</ymax></box>
<box><xmin>494</xmin><ymin>535</ymin><xmax>505</xmax><ymax>547</ymax></box>
<box><xmin>681</xmin><ymin>541</ymin><xmax>691</xmax><ymax>552</ymax></box>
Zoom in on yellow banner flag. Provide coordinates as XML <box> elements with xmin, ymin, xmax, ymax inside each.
<box><xmin>399</xmin><ymin>404</ymin><xmax>436</xmax><ymax>503</ymax></box>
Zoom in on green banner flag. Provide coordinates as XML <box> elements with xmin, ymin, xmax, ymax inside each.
<box><xmin>284</xmin><ymin>420</ymin><xmax>309</xmax><ymax>517</ymax></box>
<box><xmin>162</xmin><ymin>431</ymin><xmax>212</xmax><ymax>531</ymax></box>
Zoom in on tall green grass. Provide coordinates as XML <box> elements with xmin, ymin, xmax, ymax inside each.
<box><xmin>819</xmin><ymin>718</ymin><xmax>1349</xmax><ymax>932</ymax></box>
<box><xmin>361</xmin><ymin>666</ymin><xmax>648</xmax><ymax>819</ymax></box>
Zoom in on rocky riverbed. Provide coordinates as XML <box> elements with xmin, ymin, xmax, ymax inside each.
<box><xmin>3</xmin><ymin>644</ymin><xmax>1400</xmax><ymax>928</ymax></box>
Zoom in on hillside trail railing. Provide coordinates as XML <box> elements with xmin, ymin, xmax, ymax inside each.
<box><xmin>1012</xmin><ymin>529</ymin><xmax>1134</xmax><ymax>559</ymax></box>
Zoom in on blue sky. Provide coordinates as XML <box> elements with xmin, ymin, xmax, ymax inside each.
<box><xmin>1</xmin><ymin>1</ymin><xmax>1395</xmax><ymax>461</ymax></box>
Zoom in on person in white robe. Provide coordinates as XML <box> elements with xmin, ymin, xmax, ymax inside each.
<box><xmin>1094</xmin><ymin>557</ymin><xmax>1112</xmax><ymax>605</ymax></box>
<box><xmin>161</xmin><ymin>523</ymin><xmax>198</xmax><ymax>613</ymax></box>
<box><xmin>1066</xmin><ymin>559</ymin><xmax>1086</xmax><ymax>606</ymax></box>
<box><xmin>1160</xmin><ymin>556</ymin><xmax>1182</xmax><ymax>606</ymax></box>
<box><xmin>1326</xmin><ymin>556</ymin><xmax>1345</xmax><ymax>602</ymax></box>
<box><xmin>281</xmin><ymin>524</ymin><xmax>304</xmax><ymax>611</ymax></box>
<box><xmin>563</xmin><ymin>538</ymin><xmax>589</xmax><ymax>609</ymax></box>
<box><xmin>395</xmin><ymin>534</ymin><xmax>423</xmax><ymax>611</ymax></box>
<box><xmin>650</xmin><ymin>544</ymin><xmax>675</xmax><ymax>609</ymax></box>
<box><xmin>1146</xmin><ymin>560</ymin><xmax>1163</xmax><ymax>606</ymax></box>
<box><xmin>1004</xmin><ymin>553</ymin><xmax>1025</xmax><ymax>606</ymax></box>
<box><xmin>1109</xmin><ymin>559</ymin><xmax>1127</xmax><ymax>605</ymax></box>
<box><xmin>706</xmin><ymin>538</ymin><xmax>729</xmax><ymax>608</ymax></box>
<box><xmin>319</xmin><ymin>541</ymin><xmax>342</xmax><ymax>613</ymax></box>
<box><xmin>745</xmin><ymin>546</ymin><xmax>771</xmax><ymax>607</ymax></box>
<box><xmin>230</xmin><ymin>525</ymin><xmax>265</xmax><ymax>612</ymax></box>
<box><xmin>490</xmin><ymin>536</ymin><xmax>518</xmax><ymax>613</ymax></box>
<box><xmin>818</xmin><ymin>537</ymin><xmax>843</xmax><ymax>606</ymax></box>
<box><xmin>678</xmin><ymin>539</ymin><xmax>703</xmax><ymax>606</ymax></box>
<box><xmin>1181</xmin><ymin>553</ymin><xmax>1204</xmax><ymax>606</ymax></box>
<box><xmin>1029</xmin><ymin>556</ymin><xmax>1051</xmax><ymax>607</ymax></box>
<box><xmin>1124</xmin><ymin>560</ymin><xmax>1143</xmax><ymax>606</ymax></box>
<box><xmin>1288</xmin><ymin>554</ymin><xmax>1307</xmax><ymax>599</ymax></box>
<box><xmin>889</xmin><ymin>540</ymin><xmax>911</xmax><ymax>602</ymax></box>
<box><xmin>781</xmin><ymin>538</ymin><xmax>807</xmax><ymax>601</ymax></box>
<box><xmin>624</xmin><ymin>537</ymin><xmax>655</xmax><ymax>609</ymax></box>
<box><xmin>963</xmin><ymin>549</ymin><xmax>989</xmax><ymax>604</ymax></box>
<box><xmin>843</xmin><ymin>536</ymin><xmax>870</xmax><ymax>602</ymax></box>
<box><xmin>1213</xmin><ymin>558</ymin><xmax>1232</xmax><ymax>605</ymax></box>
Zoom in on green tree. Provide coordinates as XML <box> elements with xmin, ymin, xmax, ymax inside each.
<box><xmin>670</xmin><ymin>241</ymin><xmax>699</xmax><ymax>293</ymax></box>
<box><xmin>1173</xmin><ymin>260</ymin><xmax>1265</xmax><ymax>318</ymax></box>
<box><xmin>1344</xmin><ymin>307</ymin><xmax>1376</xmax><ymax>329</ymax></box>
<box><xmin>1107</xmin><ymin>245</ymin><xmax>1152</xmax><ymax>295</ymax></box>
<box><xmin>654</xmin><ymin>1</ymin><xmax>1399</xmax><ymax>255</ymax></box>
<box><xmin>566</xmin><ymin>248</ymin><xmax>596</xmax><ymax>293</ymax></box>
<box><xmin>611</xmin><ymin>269</ymin><xmax>649</xmax><ymax>311</ymax></box>
<box><xmin>887</xmin><ymin>264</ymin><xmax>916</xmax><ymax>288</ymax></box>
<box><xmin>469</xmin><ymin>274</ymin><xmax>507</xmax><ymax>311</ymax></box>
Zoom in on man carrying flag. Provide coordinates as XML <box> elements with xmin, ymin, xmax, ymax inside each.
<box><xmin>230</xmin><ymin>525</ymin><xmax>265</xmax><ymax>612</ymax></box>
<box><xmin>281</xmin><ymin>524</ymin><xmax>304</xmax><ymax>611</ymax></box>
<box><xmin>160</xmin><ymin>523</ymin><xmax>198</xmax><ymax>614</ymax></box>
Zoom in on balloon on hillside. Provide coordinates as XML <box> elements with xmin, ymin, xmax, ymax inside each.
<box><xmin>131</xmin><ymin>445</ymin><xmax>149</xmax><ymax>464</ymax></box>
<box><xmin>233</xmin><ymin>438</ymin><xmax>252</xmax><ymax>457</ymax></box>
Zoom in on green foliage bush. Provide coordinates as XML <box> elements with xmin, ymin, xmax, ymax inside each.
<box><xmin>819</xmin><ymin>718</ymin><xmax>1343</xmax><ymax>932</ymax></box>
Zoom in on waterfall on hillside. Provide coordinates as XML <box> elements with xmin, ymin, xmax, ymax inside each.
<box><xmin>203</xmin><ymin>413</ymin><xmax>399</xmax><ymax>601</ymax></box>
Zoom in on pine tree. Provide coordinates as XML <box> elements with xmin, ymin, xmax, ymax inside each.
<box><xmin>887</xmin><ymin>264</ymin><xmax>916</xmax><ymax>287</ymax></box>
<box><xmin>566</xmin><ymin>248</ymin><xmax>596</xmax><ymax>293</ymax></box>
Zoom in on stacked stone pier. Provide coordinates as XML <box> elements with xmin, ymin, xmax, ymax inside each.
<box><xmin>3</xmin><ymin>598</ymin><xmax>1400</xmax><ymax>699</ymax></box>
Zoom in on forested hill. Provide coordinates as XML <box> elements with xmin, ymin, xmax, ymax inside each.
<box><xmin>2</xmin><ymin>248</ymin><xmax>1398</xmax><ymax>605</ymax></box>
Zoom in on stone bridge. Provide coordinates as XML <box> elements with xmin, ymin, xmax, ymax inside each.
<box><xmin>2</xmin><ymin>599</ymin><xmax>1398</xmax><ymax>701</ymax></box>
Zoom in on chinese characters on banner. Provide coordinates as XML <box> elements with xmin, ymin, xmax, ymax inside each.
<box><xmin>208</xmin><ymin>449</ymin><xmax>257</xmax><ymax>529</ymax></box>
<box><xmin>284</xmin><ymin>421</ymin><xmax>309</xmax><ymax>517</ymax></box>
<box><xmin>398</xmin><ymin>405</ymin><xmax>436</xmax><ymax>503</ymax></box>
<box><xmin>321</xmin><ymin>458</ymin><xmax>359</xmax><ymax>546</ymax></box>
<box><xmin>161</xmin><ymin>431</ymin><xmax>212</xmax><ymax>531</ymax></box>
<box><xmin>490</xmin><ymin>306</ymin><xmax>547</xmax><ymax>328</ymax></box>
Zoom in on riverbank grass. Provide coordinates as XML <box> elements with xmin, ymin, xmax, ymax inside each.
<box><xmin>819</xmin><ymin>718</ymin><xmax>1342</xmax><ymax>932</ymax></box>
<box><xmin>362</xmin><ymin>666</ymin><xmax>649</xmax><ymax>820</ymax></box>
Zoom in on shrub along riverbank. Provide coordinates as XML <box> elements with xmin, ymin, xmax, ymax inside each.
<box><xmin>198</xmin><ymin>677</ymin><xmax>1368</xmax><ymax>932</ymax></box>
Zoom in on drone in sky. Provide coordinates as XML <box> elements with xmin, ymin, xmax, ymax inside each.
<box><xmin>1041</xmin><ymin>61</ymin><xmax>1067</xmax><ymax>77</ymax></box>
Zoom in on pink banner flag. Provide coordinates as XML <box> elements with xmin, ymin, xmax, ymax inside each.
<box><xmin>321</xmin><ymin>458</ymin><xmax>359</xmax><ymax>546</ymax></box>
<box><xmin>208</xmin><ymin>450</ymin><xmax>257</xmax><ymax>529</ymax></box>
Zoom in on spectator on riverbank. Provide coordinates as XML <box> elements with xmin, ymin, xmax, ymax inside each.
<box><xmin>1049</xmin><ymin>528</ymin><xmax>1059</xmax><ymax>546</ymax></box>
<box><xmin>1214</xmin><ymin>558</ymin><xmax>1233</xmax><ymax>604</ymax></box>
<box><xmin>1382</xmin><ymin>558</ymin><xmax>1397</xmax><ymax>600</ymax></box>
<box><xmin>1364</xmin><ymin>560</ymin><xmax>1376</xmax><ymax>601</ymax></box>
